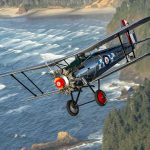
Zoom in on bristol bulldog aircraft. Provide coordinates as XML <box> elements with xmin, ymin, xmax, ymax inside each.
<box><xmin>0</xmin><ymin>17</ymin><xmax>150</xmax><ymax>116</ymax></box>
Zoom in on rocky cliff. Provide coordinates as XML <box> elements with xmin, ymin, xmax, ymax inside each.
<box><xmin>107</xmin><ymin>0</ymin><xmax>150</xmax><ymax>82</ymax></box>
<box><xmin>85</xmin><ymin>0</ymin><xmax>124</xmax><ymax>8</ymax></box>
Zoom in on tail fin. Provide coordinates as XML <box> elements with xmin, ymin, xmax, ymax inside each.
<box><xmin>121</xmin><ymin>19</ymin><xmax>138</xmax><ymax>44</ymax></box>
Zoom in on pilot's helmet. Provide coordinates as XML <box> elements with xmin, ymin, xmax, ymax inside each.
<box><xmin>78</xmin><ymin>53</ymin><xmax>85</xmax><ymax>58</ymax></box>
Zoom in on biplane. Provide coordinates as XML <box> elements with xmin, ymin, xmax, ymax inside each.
<box><xmin>0</xmin><ymin>17</ymin><xmax>150</xmax><ymax>116</ymax></box>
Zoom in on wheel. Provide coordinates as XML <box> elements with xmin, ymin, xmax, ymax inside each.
<box><xmin>66</xmin><ymin>100</ymin><xmax>79</xmax><ymax>116</ymax></box>
<box><xmin>95</xmin><ymin>90</ymin><xmax>107</xmax><ymax>106</ymax></box>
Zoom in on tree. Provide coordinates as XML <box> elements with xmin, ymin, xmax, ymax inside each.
<box><xmin>102</xmin><ymin>79</ymin><xmax>150</xmax><ymax>150</ymax></box>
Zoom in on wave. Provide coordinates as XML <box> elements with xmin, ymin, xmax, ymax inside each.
<box><xmin>12</xmin><ymin>53</ymin><xmax>31</xmax><ymax>62</ymax></box>
<box><xmin>40</xmin><ymin>53</ymin><xmax>64</xmax><ymax>61</ymax></box>
<box><xmin>0</xmin><ymin>49</ymin><xmax>14</xmax><ymax>56</ymax></box>
<box><xmin>102</xmin><ymin>79</ymin><xmax>139</xmax><ymax>101</ymax></box>
<box><xmin>17</xmin><ymin>40</ymin><xmax>43</xmax><ymax>48</ymax></box>
<box><xmin>2</xmin><ymin>39</ymin><xmax>21</xmax><ymax>47</ymax></box>
<box><xmin>74</xmin><ymin>47</ymin><xmax>79</xmax><ymax>51</ymax></box>
<box><xmin>39</xmin><ymin>34</ymin><xmax>56</xmax><ymax>42</ymax></box>
<box><xmin>88</xmin><ymin>132</ymin><xmax>103</xmax><ymax>142</ymax></box>
<box><xmin>7</xmin><ymin>49</ymin><xmax>22</xmax><ymax>54</ymax></box>
<box><xmin>108</xmin><ymin>91</ymin><xmax>122</xmax><ymax>101</ymax></box>
<box><xmin>101</xmin><ymin>82</ymin><xmax>119</xmax><ymax>92</ymax></box>
<box><xmin>14</xmin><ymin>133</ymin><xmax>26</xmax><ymax>139</ymax></box>
<box><xmin>41</xmin><ymin>71</ymin><xmax>47</xmax><ymax>75</ymax></box>
<box><xmin>20</xmin><ymin>31</ymin><xmax>36</xmax><ymax>39</ymax></box>
<box><xmin>68</xmin><ymin>45</ymin><xmax>72</xmax><ymax>48</ymax></box>
<box><xmin>68</xmin><ymin>140</ymin><xmax>101</xmax><ymax>150</ymax></box>
<box><xmin>6</xmin><ymin>105</ymin><xmax>30</xmax><ymax>115</ymax></box>
<box><xmin>40</xmin><ymin>34</ymin><xmax>65</xmax><ymax>43</ymax></box>
<box><xmin>12</xmin><ymin>49</ymin><xmax>22</xmax><ymax>54</ymax></box>
<box><xmin>65</xmin><ymin>133</ymin><xmax>103</xmax><ymax>150</ymax></box>
<box><xmin>51</xmin><ymin>36</ymin><xmax>65</xmax><ymax>42</ymax></box>
<box><xmin>85</xmin><ymin>26</ymin><xmax>104</xmax><ymax>35</ymax></box>
<box><xmin>43</xmin><ymin>43</ymin><xmax>60</xmax><ymax>50</ymax></box>
<box><xmin>22</xmin><ymin>40</ymin><xmax>43</xmax><ymax>46</ymax></box>
<box><xmin>46</xmin><ymin>29</ymin><xmax>69</xmax><ymax>36</ymax></box>
<box><xmin>112</xmin><ymin>80</ymin><xmax>139</xmax><ymax>88</ymax></box>
<box><xmin>0</xmin><ymin>38</ymin><xmax>43</xmax><ymax>51</ymax></box>
<box><xmin>101</xmin><ymin>79</ymin><xmax>138</xmax><ymax>91</ymax></box>
<box><xmin>88</xmin><ymin>26</ymin><xmax>104</xmax><ymax>30</ymax></box>
<box><xmin>0</xmin><ymin>27</ymin><xmax>15</xmax><ymax>32</ymax></box>
<box><xmin>0</xmin><ymin>44</ymin><xmax>3</xmax><ymax>48</ymax></box>
<box><xmin>75</xmin><ymin>31</ymin><xmax>89</xmax><ymax>37</ymax></box>
<box><xmin>0</xmin><ymin>84</ymin><xmax>6</xmax><ymax>90</ymax></box>
<box><xmin>36</xmin><ymin>29</ymin><xmax>46</xmax><ymax>33</ymax></box>
<box><xmin>0</xmin><ymin>93</ymin><xmax>18</xmax><ymax>103</ymax></box>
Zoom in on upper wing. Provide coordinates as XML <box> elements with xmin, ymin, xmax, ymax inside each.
<box><xmin>80</xmin><ymin>16</ymin><xmax>150</xmax><ymax>54</ymax></box>
<box><xmin>0</xmin><ymin>16</ymin><xmax>150</xmax><ymax>77</ymax></box>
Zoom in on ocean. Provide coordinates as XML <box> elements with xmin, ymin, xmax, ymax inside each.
<box><xmin>0</xmin><ymin>13</ymin><xmax>128</xmax><ymax>150</ymax></box>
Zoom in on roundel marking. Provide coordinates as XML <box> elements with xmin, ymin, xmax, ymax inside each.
<box><xmin>103</xmin><ymin>55</ymin><xmax>110</xmax><ymax>65</ymax></box>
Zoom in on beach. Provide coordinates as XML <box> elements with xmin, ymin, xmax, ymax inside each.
<box><xmin>0</xmin><ymin>7</ymin><xmax>116</xmax><ymax>18</ymax></box>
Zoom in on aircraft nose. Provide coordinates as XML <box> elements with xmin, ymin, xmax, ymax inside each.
<box><xmin>54</xmin><ymin>77</ymin><xmax>66</xmax><ymax>89</ymax></box>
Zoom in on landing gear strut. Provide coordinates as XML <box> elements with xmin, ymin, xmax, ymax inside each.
<box><xmin>66</xmin><ymin>89</ymin><xmax>81</xmax><ymax>116</ymax></box>
<box><xmin>85</xmin><ymin>79</ymin><xmax>107</xmax><ymax>106</ymax></box>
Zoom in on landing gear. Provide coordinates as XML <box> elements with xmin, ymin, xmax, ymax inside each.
<box><xmin>66</xmin><ymin>100</ymin><xmax>79</xmax><ymax>116</ymax></box>
<box><xmin>83</xmin><ymin>78</ymin><xmax>107</xmax><ymax>106</ymax></box>
<box><xmin>66</xmin><ymin>89</ymin><xmax>81</xmax><ymax>116</ymax></box>
<box><xmin>95</xmin><ymin>90</ymin><xmax>107</xmax><ymax>106</ymax></box>
<box><xmin>66</xmin><ymin>79</ymin><xmax>107</xmax><ymax>116</ymax></box>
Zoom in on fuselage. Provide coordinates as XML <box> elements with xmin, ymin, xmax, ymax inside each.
<box><xmin>54</xmin><ymin>43</ymin><xmax>135</xmax><ymax>93</ymax></box>
<box><xmin>74</xmin><ymin>43</ymin><xmax>134</xmax><ymax>82</ymax></box>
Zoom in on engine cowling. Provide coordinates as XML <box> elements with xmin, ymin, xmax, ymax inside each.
<box><xmin>54</xmin><ymin>75</ymin><xmax>69</xmax><ymax>89</ymax></box>
<box><xmin>53</xmin><ymin>69</ymin><xmax>83</xmax><ymax>94</ymax></box>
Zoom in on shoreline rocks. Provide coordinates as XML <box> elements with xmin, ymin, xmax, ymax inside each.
<box><xmin>21</xmin><ymin>131</ymin><xmax>97</xmax><ymax>150</ymax></box>
<box><xmin>16</xmin><ymin>6</ymin><xmax>28</xmax><ymax>14</ymax></box>
<box><xmin>117</xmin><ymin>85</ymin><xmax>139</xmax><ymax>100</ymax></box>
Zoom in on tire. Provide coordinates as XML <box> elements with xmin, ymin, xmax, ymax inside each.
<box><xmin>66</xmin><ymin>100</ymin><xmax>79</xmax><ymax>116</ymax></box>
<box><xmin>95</xmin><ymin>90</ymin><xmax>107</xmax><ymax>106</ymax></box>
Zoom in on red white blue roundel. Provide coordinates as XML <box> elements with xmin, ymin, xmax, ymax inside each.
<box><xmin>103</xmin><ymin>55</ymin><xmax>110</xmax><ymax>65</ymax></box>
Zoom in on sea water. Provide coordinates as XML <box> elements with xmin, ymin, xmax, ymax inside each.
<box><xmin>0</xmin><ymin>14</ymin><xmax>126</xmax><ymax>150</ymax></box>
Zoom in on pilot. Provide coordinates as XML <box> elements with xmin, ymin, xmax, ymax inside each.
<box><xmin>65</xmin><ymin>53</ymin><xmax>87</xmax><ymax>71</ymax></box>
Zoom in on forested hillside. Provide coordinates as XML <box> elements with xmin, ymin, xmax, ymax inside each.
<box><xmin>102</xmin><ymin>79</ymin><xmax>150</xmax><ymax>150</ymax></box>
<box><xmin>107</xmin><ymin>0</ymin><xmax>150</xmax><ymax>81</ymax></box>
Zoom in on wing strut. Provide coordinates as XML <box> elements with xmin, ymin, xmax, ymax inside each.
<box><xmin>21</xmin><ymin>72</ymin><xmax>44</xmax><ymax>94</ymax></box>
<box><xmin>118</xmin><ymin>34</ymin><xmax>129</xmax><ymax>62</ymax></box>
<box><xmin>11</xmin><ymin>74</ymin><xmax>37</xmax><ymax>97</ymax></box>
<box><xmin>127</xmin><ymin>30</ymin><xmax>136</xmax><ymax>58</ymax></box>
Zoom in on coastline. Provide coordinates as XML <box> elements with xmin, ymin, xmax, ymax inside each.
<box><xmin>0</xmin><ymin>7</ymin><xmax>116</xmax><ymax>18</ymax></box>
<box><xmin>0</xmin><ymin>8</ymin><xmax>114</xmax><ymax>148</ymax></box>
